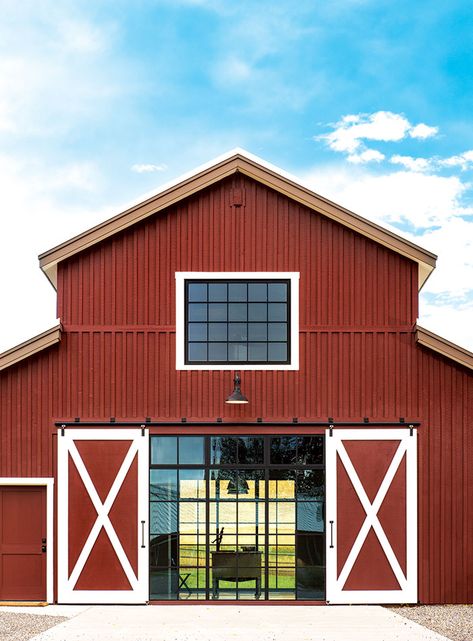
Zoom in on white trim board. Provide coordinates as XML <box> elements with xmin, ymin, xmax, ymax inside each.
<box><xmin>0</xmin><ymin>477</ymin><xmax>54</xmax><ymax>604</ymax></box>
<box><xmin>57</xmin><ymin>429</ymin><xmax>149</xmax><ymax>604</ymax></box>
<box><xmin>175</xmin><ymin>272</ymin><xmax>300</xmax><ymax>370</ymax></box>
<box><xmin>325</xmin><ymin>428</ymin><xmax>417</xmax><ymax>604</ymax></box>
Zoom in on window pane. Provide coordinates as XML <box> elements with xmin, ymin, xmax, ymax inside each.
<box><xmin>179</xmin><ymin>437</ymin><xmax>205</xmax><ymax>465</ymax></box>
<box><xmin>248</xmin><ymin>283</ymin><xmax>267</xmax><ymax>301</ymax></box>
<box><xmin>228</xmin><ymin>323</ymin><xmax>247</xmax><ymax>341</ymax></box>
<box><xmin>208</xmin><ymin>343</ymin><xmax>227</xmax><ymax>361</ymax></box>
<box><xmin>188</xmin><ymin>303</ymin><xmax>207</xmax><ymax>321</ymax></box>
<box><xmin>228</xmin><ymin>303</ymin><xmax>247</xmax><ymax>321</ymax></box>
<box><xmin>271</xmin><ymin>437</ymin><xmax>297</xmax><ymax>464</ymax></box>
<box><xmin>268</xmin><ymin>283</ymin><xmax>287</xmax><ymax>302</ymax></box>
<box><xmin>179</xmin><ymin>469</ymin><xmax>206</xmax><ymax>500</ymax></box>
<box><xmin>208</xmin><ymin>323</ymin><xmax>227</xmax><ymax>341</ymax></box>
<box><xmin>208</xmin><ymin>303</ymin><xmax>227</xmax><ymax>321</ymax></box>
<box><xmin>248</xmin><ymin>303</ymin><xmax>267</xmax><ymax>321</ymax></box>
<box><xmin>237</xmin><ymin>437</ymin><xmax>264</xmax><ymax>464</ymax></box>
<box><xmin>150</xmin><ymin>502</ymin><xmax>177</xmax><ymax>535</ymax></box>
<box><xmin>297</xmin><ymin>502</ymin><xmax>324</xmax><ymax>533</ymax></box>
<box><xmin>248</xmin><ymin>342</ymin><xmax>267</xmax><ymax>361</ymax></box>
<box><xmin>297</xmin><ymin>437</ymin><xmax>324</xmax><ymax>465</ymax></box>
<box><xmin>248</xmin><ymin>323</ymin><xmax>267</xmax><ymax>340</ymax></box>
<box><xmin>228</xmin><ymin>343</ymin><xmax>248</xmax><ymax>361</ymax></box>
<box><xmin>228</xmin><ymin>283</ymin><xmax>247</xmax><ymax>301</ymax></box>
<box><xmin>297</xmin><ymin>470</ymin><xmax>324</xmax><ymax>501</ymax></box>
<box><xmin>150</xmin><ymin>469</ymin><xmax>178</xmax><ymax>501</ymax></box>
<box><xmin>210</xmin><ymin>437</ymin><xmax>237</xmax><ymax>464</ymax></box>
<box><xmin>268</xmin><ymin>342</ymin><xmax>287</xmax><ymax>361</ymax></box>
<box><xmin>151</xmin><ymin>436</ymin><xmax>177</xmax><ymax>465</ymax></box>
<box><xmin>188</xmin><ymin>343</ymin><xmax>207</xmax><ymax>361</ymax></box>
<box><xmin>208</xmin><ymin>283</ymin><xmax>227</xmax><ymax>301</ymax></box>
<box><xmin>188</xmin><ymin>323</ymin><xmax>207</xmax><ymax>341</ymax></box>
<box><xmin>268</xmin><ymin>303</ymin><xmax>287</xmax><ymax>321</ymax></box>
<box><xmin>188</xmin><ymin>283</ymin><xmax>207</xmax><ymax>302</ymax></box>
<box><xmin>268</xmin><ymin>323</ymin><xmax>287</xmax><ymax>341</ymax></box>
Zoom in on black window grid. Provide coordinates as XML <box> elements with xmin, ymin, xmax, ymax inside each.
<box><xmin>149</xmin><ymin>435</ymin><xmax>325</xmax><ymax>601</ymax></box>
<box><xmin>184</xmin><ymin>279</ymin><xmax>291</xmax><ymax>365</ymax></box>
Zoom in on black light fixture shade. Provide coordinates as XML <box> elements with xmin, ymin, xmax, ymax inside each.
<box><xmin>225</xmin><ymin>371</ymin><xmax>249</xmax><ymax>404</ymax></box>
<box><xmin>227</xmin><ymin>478</ymin><xmax>250</xmax><ymax>495</ymax></box>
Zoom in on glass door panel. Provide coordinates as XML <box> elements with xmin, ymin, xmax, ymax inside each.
<box><xmin>149</xmin><ymin>435</ymin><xmax>325</xmax><ymax>601</ymax></box>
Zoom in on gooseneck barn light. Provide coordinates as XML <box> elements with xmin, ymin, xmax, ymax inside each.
<box><xmin>225</xmin><ymin>371</ymin><xmax>249</xmax><ymax>404</ymax></box>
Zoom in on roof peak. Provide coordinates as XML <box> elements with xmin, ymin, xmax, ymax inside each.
<box><xmin>39</xmin><ymin>150</ymin><xmax>437</xmax><ymax>289</ymax></box>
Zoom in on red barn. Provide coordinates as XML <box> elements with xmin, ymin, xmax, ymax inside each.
<box><xmin>0</xmin><ymin>150</ymin><xmax>472</xmax><ymax>605</ymax></box>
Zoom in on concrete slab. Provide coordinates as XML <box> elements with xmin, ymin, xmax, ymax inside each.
<box><xmin>28</xmin><ymin>605</ymin><xmax>452</xmax><ymax>641</ymax></box>
<box><xmin>0</xmin><ymin>604</ymin><xmax>89</xmax><ymax>617</ymax></box>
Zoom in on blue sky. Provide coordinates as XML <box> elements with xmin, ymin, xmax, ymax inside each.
<box><xmin>0</xmin><ymin>0</ymin><xmax>472</xmax><ymax>351</ymax></box>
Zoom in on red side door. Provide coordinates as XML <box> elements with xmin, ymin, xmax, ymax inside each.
<box><xmin>0</xmin><ymin>486</ymin><xmax>46</xmax><ymax>601</ymax></box>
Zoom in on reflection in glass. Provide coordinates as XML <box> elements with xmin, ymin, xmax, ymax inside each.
<box><xmin>208</xmin><ymin>323</ymin><xmax>227</xmax><ymax>341</ymax></box>
<box><xmin>151</xmin><ymin>436</ymin><xmax>177</xmax><ymax>465</ymax></box>
<box><xmin>297</xmin><ymin>502</ymin><xmax>324</xmax><ymax>533</ymax></box>
<box><xmin>188</xmin><ymin>283</ymin><xmax>207</xmax><ymax>301</ymax></box>
<box><xmin>237</xmin><ymin>437</ymin><xmax>264</xmax><ymax>464</ymax></box>
<box><xmin>150</xmin><ymin>435</ymin><xmax>325</xmax><ymax>601</ymax></box>
<box><xmin>270</xmin><ymin>437</ymin><xmax>297</xmax><ymax>464</ymax></box>
<box><xmin>210</xmin><ymin>437</ymin><xmax>237</xmax><ymax>464</ymax></box>
<box><xmin>297</xmin><ymin>469</ymin><xmax>324</xmax><ymax>500</ymax></box>
<box><xmin>150</xmin><ymin>502</ymin><xmax>177</xmax><ymax>534</ymax></box>
<box><xmin>208</xmin><ymin>303</ymin><xmax>227</xmax><ymax>321</ymax></box>
<box><xmin>188</xmin><ymin>343</ymin><xmax>207</xmax><ymax>362</ymax></box>
<box><xmin>188</xmin><ymin>303</ymin><xmax>207</xmax><ymax>321</ymax></box>
<box><xmin>179</xmin><ymin>437</ymin><xmax>205</xmax><ymax>465</ymax></box>
<box><xmin>208</xmin><ymin>343</ymin><xmax>227</xmax><ymax>361</ymax></box>
<box><xmin>208</xmin><ymin>283</ymin><xmax>227</xmax><ymax>301</ymax></box>
<box><xmin>150</xmin><ymin>469</ymin><xmax>177</xmax><ymax>500</ymax></box>
<box><xmin>179</xmin><ymin>469</ymin><xmax>206</xmax><ymax>499</ymax></box>
<box><xmin>188</xmin><ymin>323</ymin><xmax>207</xmax><ymax>341</ymax></box>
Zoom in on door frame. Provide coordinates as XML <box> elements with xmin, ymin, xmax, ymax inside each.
<box><xmin>325</xmin><ymin>428</ymin><xmax>417</xmax><ymax>604</ymax></box>
<box><xmin>0</xmin><ymin>477</ymin><xmax>54</xmax><ymax>603</ymax></box>
<box><xmin>57</xmin><ymin>429</ymin><xmax>149</xmax><ymax>604</ymax></box>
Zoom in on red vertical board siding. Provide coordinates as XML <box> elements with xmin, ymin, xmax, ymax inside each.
<box><xmin>1</xmin><ymin>174</ymin><xmax>472</xmax><ymax>603</ymax></box>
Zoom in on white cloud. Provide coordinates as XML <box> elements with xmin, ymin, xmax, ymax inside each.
<box><xmin>131</xmin><ymin>163</ymin><xmax>168</xmax><ymax>174</ymax></box>
<box><xmin>409</xmin><ymin>123</ymin><xmax>439</xmax><ymax>139</ymax></box>
<box><xmin>347</xmin><ymin>149</ymin><xmax>385</xmax><ymax>164</ymax></box>
<box><xmin>0</xmin><ymin>153</ymin><xmax>112</xmax><ymax>353</ymax></box>
<box><xmin>305</xmin><ymin>164</ymin><xmax>471</xmax><ymax>228</ymax></box>
<box><xmin>302</xmin><ymin>163</ymin><xmax>473</xmax><ymax>350</ymax></box>
<box><xmin>390</xmin><ymin>154</ymin><xmax>431</xmax><ymax>172</ymax></box>
<box><xmin>316</xmin><ymin>111</ymin><xmax>437</xmax><ymax>154</ymax></box>
<box><xmin>438</xmin><ymin>150</ymin><xmax>473</xmax><ymax>170</ymax></box>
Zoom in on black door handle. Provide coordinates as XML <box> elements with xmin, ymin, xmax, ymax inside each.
<box><xmin>141</xmin><ymin>520</ymin><xmax>146</xmax><ymax>548</ymax></box>
<box><xmin>42</xmin><ymin>545</ymin><xmax>47</xmax><ymax>553</ymax></box>
<box><xmin>329</xmin><ymin>521</ymin><xmax>334</xmax><ymax>548</ymax></box>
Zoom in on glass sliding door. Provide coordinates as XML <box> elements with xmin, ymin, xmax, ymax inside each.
<box><xmin>149</xmin><ymin>434</ymin><xmax>324</xmax><ymax>601</ymax></box>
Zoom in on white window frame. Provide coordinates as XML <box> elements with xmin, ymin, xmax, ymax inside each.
<box><xmin>175</xmin><ymin>272</ymin><xmax>299</xmax><ymax>370</ymax></box>
<box><xmin>0</xmin><ymin>477</ymin><xmax>54</xmax><ymax>603</ymax></box>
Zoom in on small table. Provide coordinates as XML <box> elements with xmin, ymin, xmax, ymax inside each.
<box><xmin>211</xmin><ymin>551</ymin><xmax>262</xmax><ymax>599</ymax></box>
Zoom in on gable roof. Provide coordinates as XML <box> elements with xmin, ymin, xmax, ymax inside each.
<box><xmin>416</xmin><ymin>325</ymin><xmax>473</xmax><ymax>371</ymax></box>
<box><xmin>0</xmin><ymin>324</ymin><xmax>62</xmax><ymax>372</ymax></box>
<box><xmin>39</xmin><ymin>149</ymin><xmax>437</xmax><ymax>289</ymax></box>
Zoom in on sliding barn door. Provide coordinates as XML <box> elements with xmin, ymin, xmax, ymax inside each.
<box><xmin>326</xmin><ymin>429</ymin><xmax>417</xmax><ymax>604</ymax></box>
<box><xmin>58</xmin><ymin>429</ymin><xmax>149</xmax><ymax>603</ymax></box>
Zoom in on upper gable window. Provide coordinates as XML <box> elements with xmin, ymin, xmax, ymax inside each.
<box><xmin>176</xmin><ymin>273</ymin><xmax>299</xmax><ymax>371</ymax></box>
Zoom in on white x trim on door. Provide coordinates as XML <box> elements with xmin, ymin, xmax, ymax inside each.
<box><xmin>58</xmin><ymin>429</ymin><xmax>149</xmax><ymax>604</ymax></box>
<box><xmin>326</xmin><ymin>429</ymin><xmax>417</xmax><ymax>604</ymax></box>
